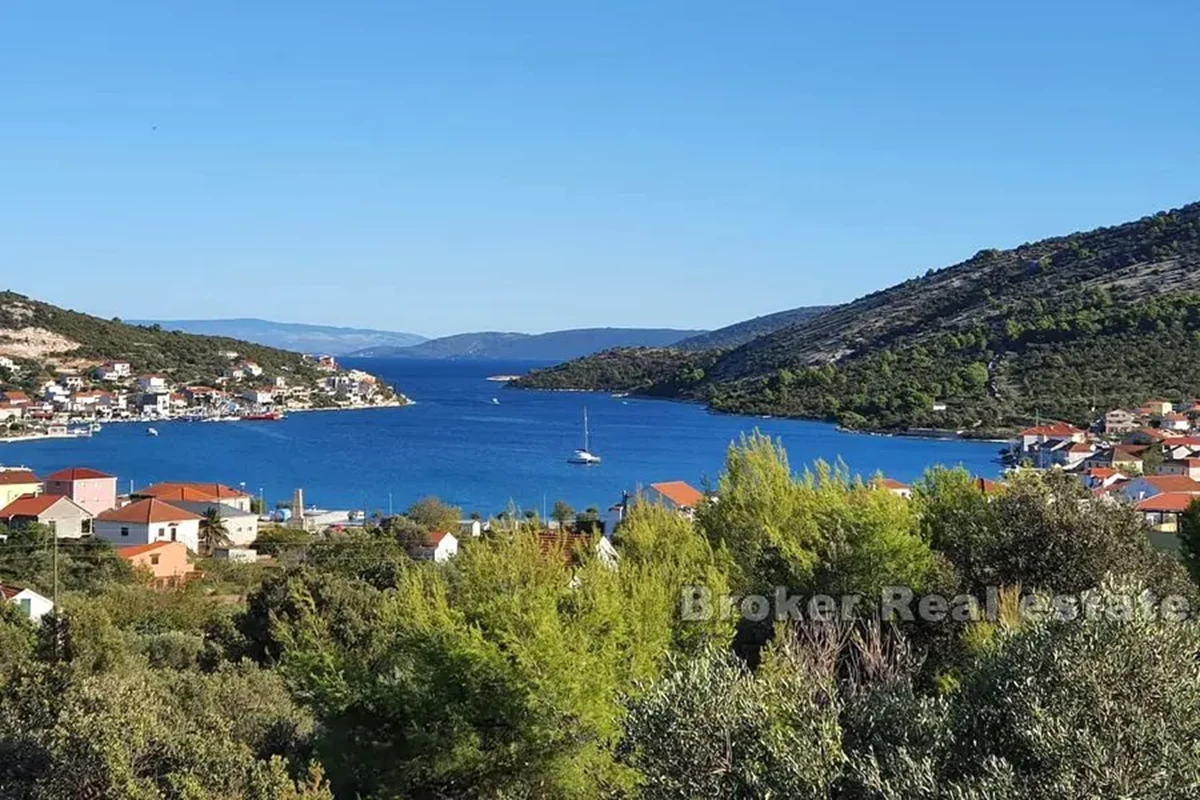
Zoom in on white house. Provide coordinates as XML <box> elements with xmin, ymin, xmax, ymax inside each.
<box><xmin>224</xmin><ymin>366</ymin><xmax>246</xmax><ymax>380</ymax></box>
<box><xmin>1</xmin><ymin>584</ymin><xmax>53</xmax><ymax>623</ymax></box>
<box><xmin>95</xmin><ymin>361</ymin><xmax>132</xmax><ymax>380</ymax></box>
<box><xmin>140</xmin><ymin>393</ymin><xmax>171</xmax><ymax>415</ymax></box>
<box><xmin>240</xmin><ymin>361</ymin><xmax>264</xmax><ymax>377</ymax></box>
<box><xmin>137</xmin><ymin>375</ymin><xmax>168</xmax><ymax>393</ymax></box>
<box><xmin>1117</xmin><ymin>475</ymin><xmax>1200</xmax><ymax>504</ymax></box>
<box><xmin>170</xmin><ymin>500</ymin><xmax>259</xmax><ymax>546</ymax></box>
<box><xmin>94</xmin><ymin>498</ymin><xmax>202</xmax><ymax>553</ymax></box>
<box><xmin>409</xmin><ymin>531</ymin><xmax>458</xmax><ymax>562</ymax></box>
<box><xmin>0</xmin><ymin>356</ymin><xmax>19</xmax><ymax>373</ymax></box>
<box><xmin>241</xmin><ymin>388</ymin><xmax>275</xmax><ymax>406</ymax></box>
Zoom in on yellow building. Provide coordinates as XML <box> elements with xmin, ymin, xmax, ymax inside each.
<box><xmin>0</xmin><ymin>469</ymin><xmax>43</xmax><ymax>508</ymax></box>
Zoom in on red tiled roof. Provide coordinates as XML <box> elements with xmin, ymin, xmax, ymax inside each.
<box><xmin>0</xmin><ymin>470</ymin><xmax>39</xmax><ymax>486</ymax></box>
<box><xmin>45</xmin><ymin>467</ymin><xmax>114</xmax><ymax>482</ymax></box>
<box><xmin>1140</xmin><ymin>476</ymin><xmax>1200</xmax><ymax>493</ymax></box>
<box><xmin>137</xmin><ymin>482</ymin><xmax>248</xmax><ymax>501</ymax></box>
<box><xmin>1136</xmin><ymin>493</ymin><xmax>1197</xmax><ymax>513</ymax></box>
<box><xmin>649</xmin><ymin>481</ymin><xmax>705</xmax><ymax>507</ymax></box>
<box><xmin>877</xmin><ymin>477</ymin><xmax>910</xmax><ymax>490</ymax></box>
<box><xmin>428</xmin><ymin>531</ymin><xmax>452</xmax><ymax>545</ymax></box>
<box><xmin>1067</xmin><ymin>442</ymin><xmax>1094</xmax><ymax>452</ymax></box>
<box><xmin>1022</xmin><ymin>423</ymin><xmax>1082</xmax><ymax>436</ymax></box>
<box><xmin>97</xmin><ymin>498</ymin><xmax>201</xmax><ymax>524</ymax></box>
<box><xmin>117</xmin><ymin>541</ymin><xmax>179</xmax><ymax>559</ymax></box>
<box><xmin>0</xmin><ymin>584</ymin><xmax>22</xmax><ymax>600</ymax></box>
<box><xmin>0</xmin><ymin>493</ymin><xmax>69</xmax><ymax>518</ymax></box>
<box><xmin>1087</xmin><ymin>467</ymin><xmax>1126</xmax><ymax>479</ymax></box>
<box><xmin>976</xmin><ymin>478</ymin><xmax>1004</xmax><ymax>493</ymax></box>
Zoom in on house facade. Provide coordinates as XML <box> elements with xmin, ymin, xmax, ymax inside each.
<box><xmin>0</xmin><ymin>470</ymin><xmax>42</xmax><ymax>507</ymax></box>
<box><xmin>409</xmin><ymin>531</ymin><xmax>458</xmax><ymax>562</ymax></box>
<box><xmin>0</xmin><ymin>584</ymin><xmax>53</xmax><ymax>623</ymax></box>
<box><xmin>0</xmin><ymin>493</ymin><xmax>93</xmax><ymax>538</ymax></box>
<box><xmin>43</xmin><ymin>467</ymin><xmax>117</xmax><ymax>516</ymax></box>
<box><xmin>95</xmin><ymin>498</ymin><xmax>202</xmax><ymax>553</ymax></box>
<box><xmin>118</xmin><ymin>541</ymin><xmax>196</xmax><ymax>588</ymax></box>
<box><xmin>170</xmin><ymin>500</ymin><xmax>259</xmax><ymax>546</ymax></box>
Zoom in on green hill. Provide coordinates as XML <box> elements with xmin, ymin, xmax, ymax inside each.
<box><xmin>0</xmin><ymin>291</ymin><xmax>323</xmax><ymax>389</ymax></box>
<box><xmin>517</xmin><ymin>201</ymin><xmax>1200</xmax><ymax>432</ymax></box>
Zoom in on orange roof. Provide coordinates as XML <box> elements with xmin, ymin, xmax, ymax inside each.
<box><xmin>1136</xmin><ymin>493</ymin><xmax>1197</xmax><ymax>513</ymax></box>
<box><xmin>97</xmin><ymin>498</ymin><xmax>201</xmax><ymax>524</ymax></box>
<box><xmin>117</xmin><ymin>541</ymin><xmax>180</xmax><ymax>559</ymax></box>
<box><xmin>976</xmin><ymin>477</ymin><xmax>1004</xmax><ymax>493</ymax></box>
<box><xmin>649</xmin><ymin>481</ymin><xmax>705</xmax><ymax>507</ymax></box>
<box><xmin>45</xmin><ymin>467</ymin><xmax>113</xmax><ymax>482</ymax></box>
<box><xmin>1087</xmin><ymin>467</ymin><xmax>1125</xmax><ymax>479</ymax></box>
<box><xmin>137</xmin><ymin>482</ymin><xmax>248</xmax><ymax>502</ymax></box>
<box><xmin>0</xmin><ymin>470</ymin><xmax>39</xmax><ymax>486</ymax></box>
<box><xmin>877</xmin><ymin>477</ymin><xmax>910</xmax><ymax>490</ymax></box>
<box><xmin>1022</xmin><ymin>423</ymin><xmax>1082</xmax><ymax>436</ymax></box>
<box><xmin>0</xmin><ymin>493</ymin><xmax>70</xmax><ymax>518</ymax></box>
<box><xmin>428</xmin><ymin>531</ymin><xmax>452</xmax><ymax>545</ymax></box>
<box><xmin>1067</xmin><ymin>442</ymin><xmax>1093</xmax><ymax>452</ymax></box>
<box><xmin>1140</xmin><ymin>476</ymin><xmax>1200</xmax><ymax>493</ymax></box>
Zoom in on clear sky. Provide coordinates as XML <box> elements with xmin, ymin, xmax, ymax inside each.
<box><xmin>2</xmin><ymin>2</ymin><xmax>1199</xmax><ymax>337</ymax></box>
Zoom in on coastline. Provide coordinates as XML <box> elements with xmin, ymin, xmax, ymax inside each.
<box><xmin>513</xmin><ymin>385</ymin><xmax>1015</xmax><ymax>443</ymax></box>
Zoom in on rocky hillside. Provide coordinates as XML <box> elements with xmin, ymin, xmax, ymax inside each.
<box><xmin>0</xmin><ymin>291</ymin><xmax>323</xmax><ymax>389</ymax></box>
<box><xmin>673</xmin><ymin>305</ymin><xmax>833</xmax><ymax>351</ymax></box>
<box><xmin>517</xmin><ymin>201</ymin><xmax>1200</xmax><ymax>432</ymax></box>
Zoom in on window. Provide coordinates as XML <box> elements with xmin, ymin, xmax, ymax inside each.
<box><xmin>149</xmin><ymin>554</ymin><xmax>160</xmax><ymax>565</ymax></box>
<box><xmin>120</xmin><ymin>526</ymin><xmax>129</xmax><ymax>537</ymax></box>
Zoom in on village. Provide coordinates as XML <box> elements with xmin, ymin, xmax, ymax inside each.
<box><xmin>1008</xmin><ymin>399</ymin><xmax>1200</xmax><ymax>540</ymax></box>
<box><xmin>0</xmin><ymin>351</ymin><xmax>405</xmax><ymax>440</ymax></box>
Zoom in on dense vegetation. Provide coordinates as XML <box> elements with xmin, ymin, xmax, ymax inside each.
<box><xmin>1</xmin><ymin>435</ymin><xmax>1198</xmax><ymax>798</ymax></box>
<box><xmin>0</xmin><ymin>291</ymin><xmax>323</xmax><ymax>388</ymax></box>
<box><xmin>519</xmin><ymin>202</ymin><xmax>1200</xmax><ymax>431</ymax></box>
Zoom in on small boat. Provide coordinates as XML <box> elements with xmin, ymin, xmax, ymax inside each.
<box><xmin>491</xmin><ymin>398</ymin><xmax>500</xmax><ymax>405</ymax></box>
<box><xmin>147</xmin><ymin>427</ymin><xmax>159</xmax><ymax>437</ymax></box>
<box><xmin>567</xmin><ymin>408</ymin><xmax>601</xmax><ymax>465</ymax></box>
<box><xmin>242</xmin><ymin>411</ymin><xmax>284</xmax><ymax>421</ymax></box>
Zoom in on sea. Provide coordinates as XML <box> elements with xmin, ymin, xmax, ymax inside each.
<box><xmin>1</xmin><ymin>359</ymin><xmax>1002</xmax><ymax>517</ymax></box>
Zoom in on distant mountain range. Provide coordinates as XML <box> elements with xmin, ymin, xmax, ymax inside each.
<box><xmin>674</xmin><ymin>306</ymin><xmax>833</xmax><ymax>351</ymax></box>
<box><xmin>131</xmin><ymin>318</ymin><xmax>427</xmax><ymax>356</ymax></box>
<box><xmin>346</xmin><ymin>328</ymin><xmax>707</xmax><ymax>360</ymax></box>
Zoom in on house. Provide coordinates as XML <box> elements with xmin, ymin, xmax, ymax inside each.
<box><xmin>0</xmin><ymin>493</ymin><xmax>93</xmax><ymax>539</ymax></box>
<box><xmin>43</xmin><ymin>467</ymin><xmax>118</xmax><ymax>515</ymax></box>
<box><xmin>137</xmin><ymin>375</ymin><xmax>168</xmax><ymax>393</ymax></box>
<box><xmin>217</xmin><ymin>350</ymin><xmax>239</xmax><ymax>360</ymax></box>
<box><xmin>1082</xmin><ymin>467</ymin><xmax>1129</xmax><ymax>491</ymax></box>
<box><xmin>645</xmin><ymin>481</ymin><xmax>707</xmax><ymax>515</ymax></box>
<box><xmin>317</xmin><ymin>355</ymin><xmax>338</xmax><ymax>371</ymax></box>
<box><xmin>241</xmin><ymin>388</ymin><xmax>275</xmax><ymax>406</ymax></box>
<box><xmin>1135</xmin><ymin>492</ymin><xmax>1196</xmax><ymax>534</ymax></box>
<box><xmin>184</xmin><ymin>386</ymin><xmax>223</xmax><ymax>405</ymax></box>
<box><xmin>408</xmin><ymin>531</ymin><xmax>458</xmax><ymax>562</ymax></box>
<box><xmin>1155</xmin><ymin>458</ymin><xmax>1200</xmax><ymax>482</ymax></box>
<box><xmin>1052</xmin><ymin>440</ymin><xmax>1095</xmax><ymax>468</ymax></box>
<box><xmin>1118</xmin><ymin>475</ymin><xmax>1200</xmax><ymax>504</ymax></box>
<box><xmin>169</xmin><ymin>500</ymin><xmax>259</xmax><ymax>546</ymax></box>
<box><xmin>239</xmin><ymin>361</ymin><xmax>264</xmax><ymax>377</ymax></box>
<box><xmin>1145</xmin><ymin>400</ymin><xmax>1175</xmax><ymax>417</ymax></box>
<box><xmin>94</xmin><ymin>498</ymin><xmax>202</xmax><ymax>553</ymax></box>
<box><xmin>534</xmin><ymin>530</ymin><xmax>619</xmax><ymax>568</ymax></box>
<box><xmin>94</xmin><ymin>360</ymin><xmax>132</xmax><ymax>380</ymax></box>
<box><xmin>133</xmin><ymin>482</ymin><xmax>253</xmax><ymax>513</ymax></box>
<box><xmin>0</xmin><ymin>390</ymin><xmax>29</xmax><ymax>405</ymax></box>
<box><xmin>1019</xmin><ymin>423</ymin><xmax>1086</xmax><ymax>453</ymax></box>
<box><xmin>0</xmin><ymin>356</ymin><xmax>18</xmax><ymax>373</ymax></box>
<box><xmin>931</xmin><ymin>402</ymin><xmax>948</xmax><ymax>412</ymax></box>
<box><xmin>1084</xmin><ymin>445</ymin><xmax>1146</xmax><ymax>473</ymax></box>
<box><xmin>1161</xmin><ymin>412</ymin><xmax>1191</xmax><ymax>432</ymax></box>
<box><xmin>60</xmin><ymin>374</ymin><xmax>86</xmax><ymax>389</ymax></box>
<box><xmin>0</xmin><ymin>402</ymin><xmax>23</xmax><ymax>423</ymax></box>
<box><xmin>212</xmin><ymin>547</ymin><xmax>258</xmax><ymax>563</ymax></box>
<box><xmin>0</xmin><ymin>469</ymin><xmax>42</xmax><ymax>507</ymax></box>
<box><xmin>975</xmin><ymin>477</ymin><xmax>1005</xmax><ymax>495</ymax></box>
<box><xmin>117</xmin><ymin>541</ymin><xmax>196</xmax><ymax>588</ymax></box>
<box><xmin>224</xmin><ymin>366</ymin><xmax>246</xmax><ymax>380</ymax></box>
<box><xmin>0</xmin><ymin>584</ymin><xmax>53</xmax><ymax>623</ymax></box>
<box><xmin>1103</xmin><ymin>408</ymin><xmax>1141</xmax><ymax>435</ymax></box>
<box><xmin>458</xmin><ymin>519</ymin><xmax>483</xmax><ymax>538</ymax></box>
<box><xmin>874</xmin><ymin>477</ymin><xmax>912</xmax><ymax>499</ymax></box>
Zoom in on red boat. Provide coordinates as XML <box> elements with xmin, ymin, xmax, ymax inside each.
<box><xmin>242</xmin><ymin>411</ymin><xmax>284</xmax><ymax>421</ymax></box>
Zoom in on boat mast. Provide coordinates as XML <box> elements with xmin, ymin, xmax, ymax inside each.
<box><xmin>584</xmin><ymin>407</ymin><xmax>590</xmax><ymax>452</ymax></box>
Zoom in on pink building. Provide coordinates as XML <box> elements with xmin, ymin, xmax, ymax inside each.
<box><xmin>43</xmin><ymin>467</ymin><xmax>118</xmax><ymax>516</ymax></box>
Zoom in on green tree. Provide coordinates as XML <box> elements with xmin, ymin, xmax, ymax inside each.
<box><xmin>199</xmin><ymin>508</ymin><xmax>232</xmax><ymax>556</ymax></box>
<box><xmin>405</xmin><ymin>495</ymin><xmax>461</xmax><ymax>532</ymax></box>
<box><xmin>1178</xmin><ymin>497</ymin><xmax>1200</xmax><ymax>585</ymax></box>
<box><xmin>552</xmin><ymin>499</ymin><xmax>574</xmax><ymax>528</ymax></box>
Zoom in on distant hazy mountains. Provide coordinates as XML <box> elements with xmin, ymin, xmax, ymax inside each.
<box><xmin>347</xmin><ymin>328</ymin><xmax>707</xmax><ymax>360</ymax></box>
<box><xmin>132</xmin><ymin>318</ymin><xmax>427</xmax><ymax>356</ymax></box>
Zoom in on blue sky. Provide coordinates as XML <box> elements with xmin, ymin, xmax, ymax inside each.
<box><xmin>2</xmin><ymin>2</ymin><xmax>1198</xmax><ymax>337</ymax></box>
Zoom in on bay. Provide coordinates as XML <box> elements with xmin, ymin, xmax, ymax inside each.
<box><xmin>0</xmin><ymin>358</ymin><xmax>1002</xmax><ymax>516</ymax></box>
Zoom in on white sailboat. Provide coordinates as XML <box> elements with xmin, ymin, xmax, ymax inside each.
<box><xmin>147</xmin><ymin>427</ymin><xmax>159</xmax><ymax>437</ymax></box>
<box><xmin>567</xmin><ymin>407</ymin><xmax>601</xmax><ymax>465</ymax></box>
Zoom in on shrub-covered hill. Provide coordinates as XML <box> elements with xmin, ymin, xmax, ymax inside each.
<box><xmin>517</xmin><ymin>201</ymin><xmax>1200</xmax><ymax>431</ymax></box>
<box><xmin>0</xmin><ymin>291</ymin><xmax>323</xmax><ymax>388</ymax></box>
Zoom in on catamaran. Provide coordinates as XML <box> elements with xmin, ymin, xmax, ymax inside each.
<box><xmin>567</xmin><ymin>407</ymin><xmax>601</xmax><ymax>465</ymax></box>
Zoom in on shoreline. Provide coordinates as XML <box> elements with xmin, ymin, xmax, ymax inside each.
<box><xmin>513</xmin><ymin>386</ymin><xmax>1014</xmax><ymax>443</ymax></box>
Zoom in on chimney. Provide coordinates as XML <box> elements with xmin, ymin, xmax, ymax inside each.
<box><xmin>290</xmin><ymin>488</ymin><xmax>305</xmax><ymax>529</ymax></box>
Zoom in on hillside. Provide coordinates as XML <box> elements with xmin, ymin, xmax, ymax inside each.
<box><xmin>517</xmin><ymin>201</ymin><xmax>1200</xmax><ymax>432</ymax></box>
<box><xmin>0</xmin><ymin>292</ymin><xmax>325</xmax><ymax>389</ymax></box>
<box><xmin>674</xmin><ymin>305</ymin><xmax>833</xmax><ymax>351</ymax></box>
<box><xmin>348</xmin><ymin>327</ymin><xmax>706</xmax><ymax>360</ymax></box>
<box><xmin>132</xmin><ymin>318</ymin><xmax>426</xmax><ymax>355</ymax></box>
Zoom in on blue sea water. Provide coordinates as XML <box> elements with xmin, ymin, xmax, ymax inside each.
<box><xmin>1</xmin><ymin>359</ymin><xmax>1002</xmax><ymax>516</ymax></box>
